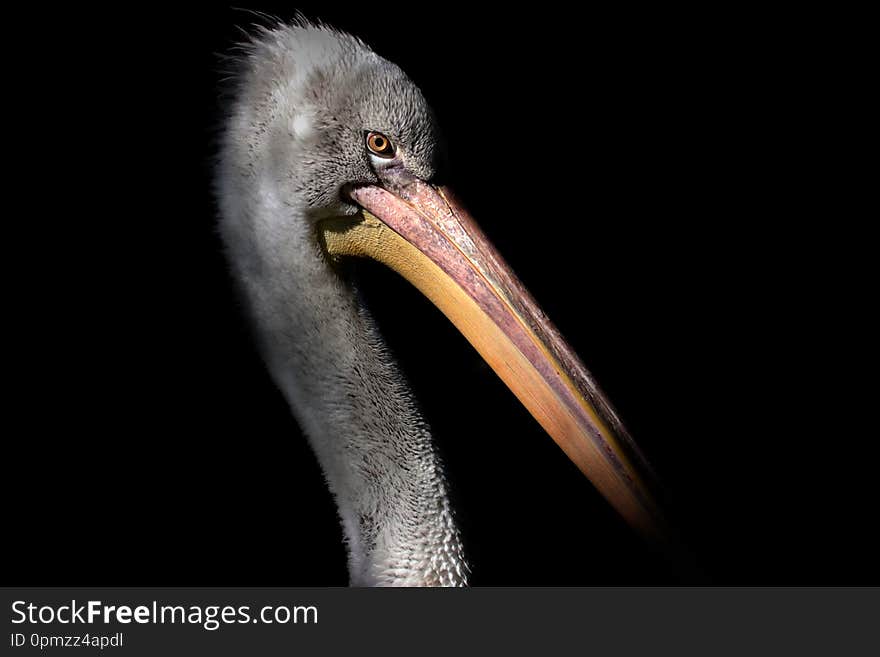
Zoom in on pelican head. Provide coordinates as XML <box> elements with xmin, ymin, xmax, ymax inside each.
<box><xmin>217</xmin><ymin>20</ymin><xmax>665</xmax><ymax>586</ymax></box>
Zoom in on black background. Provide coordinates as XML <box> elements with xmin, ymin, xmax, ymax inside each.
<box><xmin>4</xmin><ymin>6</ymin><xmax>873</xmax><ymax>585</ymax></box>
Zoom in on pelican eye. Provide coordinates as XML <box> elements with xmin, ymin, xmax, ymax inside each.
<box><xmin>366</xmin><ymin>131</ymin><xmax>395</xmax><ymax>158</ymax></box>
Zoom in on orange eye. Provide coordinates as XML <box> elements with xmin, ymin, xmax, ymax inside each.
<box><xmin>366</xmin><ymin>131</ymin><xmax>395</xmax><ymax>158</ymax></box>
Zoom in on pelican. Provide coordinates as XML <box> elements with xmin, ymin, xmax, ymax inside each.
<box><xmin>216</xmin><ymin>19</ymin><xmax>666</xmax><ymax>586</ymax></box>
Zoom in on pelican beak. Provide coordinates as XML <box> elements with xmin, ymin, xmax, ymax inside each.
<box><xmin>319</xmin><ymin>172</ymin><xmax>668</xmax><ymax>543</ymax></box>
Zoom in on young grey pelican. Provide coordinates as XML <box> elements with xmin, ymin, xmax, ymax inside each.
<box><xmin>216</xmin><ymin>20</ymin><xmax>665</xmax><ymax>586</ymax></box>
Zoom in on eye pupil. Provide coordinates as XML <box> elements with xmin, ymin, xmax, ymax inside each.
<box><xmin>367</xmin><ymin>132</ymin><xmax>394</xmax><ymax>157</ymax></box>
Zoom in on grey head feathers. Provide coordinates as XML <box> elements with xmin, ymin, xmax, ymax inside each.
<box><xmin>216</xmin><ymin>20</ymin><xmax>467</xmax><ymax>586</ymax></box>
<box><xmin>219</xmin><ymin>20</ymin><xmax>441</xmax><ymax>217</ymax></box>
